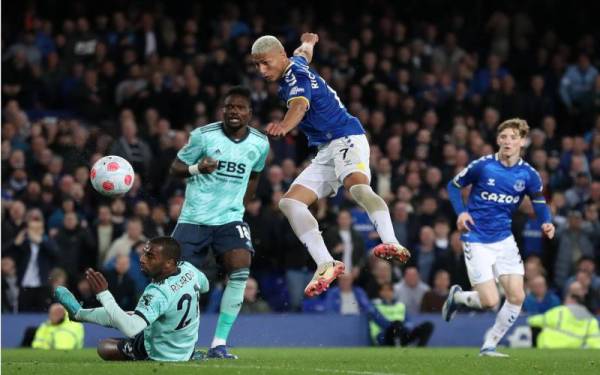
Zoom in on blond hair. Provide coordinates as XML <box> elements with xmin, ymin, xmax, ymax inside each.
<box><xmin>497</xmin><ymin>118</ymin><xmax>530</xmax><ymax>138</ymax></box>
<box><xmin>251</xmin><ymin>35</ymin><xmax>284</xmax><ymax>55</ymax></box>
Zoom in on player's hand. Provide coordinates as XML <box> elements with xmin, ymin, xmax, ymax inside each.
<box><xmin>300</xmin><ymin>33</ymin><xmax>319</xmax><ymax>45</ymax></box>
<box><xmin>86</xmin><ymin>268</ymin><xmax>109</xmax><ymax>294</ymax></box>
<box><xmin>265</xmin><ymin>122</ymin><xmax>287</xmax><ymax>137</ymax></box>
<box><xmin>198</xmin><ymin>157</ymin><xmax>218</xmax><ymax>174</ymax></box>
<box><xmin>457</xmin><ymin>212</ymin><xmax>475</xmax><ymax>232</ymax></box>
<box><xmin>541</xmin><ymin>223</ymin><xmax>555</xmax><ymax>239</ymax></box>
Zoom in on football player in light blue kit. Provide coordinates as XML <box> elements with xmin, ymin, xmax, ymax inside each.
<box><xmin>251</xmin><ymin>33</ymin><xmax>411</xmax><ymax>297</ymax></box>
<box><xmin>169</xmin><ymin>86</ymin><xmax>270</xmax><ymax>359</ymax></box>
<box><xmin>443</xmin><ymin>118</ymin><xmax>555</xmax><ymax>357</ymax></box>
<box><xmin>54</xmin><ymin>237</ymin><xmax>209</xmax><ymax>361</ymax></box>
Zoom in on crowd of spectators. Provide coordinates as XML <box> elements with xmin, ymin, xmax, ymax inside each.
<box><xmin>2</xmin><ymin>1</ymin><xmax>599</xmax><ymax>318</ymax></box>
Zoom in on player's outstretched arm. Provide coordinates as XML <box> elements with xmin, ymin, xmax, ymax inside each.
<box><xmin>170</xmin><ymin>157</ymin><xmax>218</xmax><ymax>178</ymax></box>
<box><xmin>293</xmin><ymin>33</ymin><xmax>318</xmax><ymax>64</ymax></box>
<box><xmin>86</xmin><ymin>268</ymin><xmax>148</xmax><ymax>337</ymax></box>
<box><xmin>265</xmin><ymin>99</ymin><xmax>308</xmax><ymax>137</ymax></box>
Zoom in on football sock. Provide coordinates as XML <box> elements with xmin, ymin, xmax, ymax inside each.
<box><xmin>279</xmin><ymin>198</ymin><xmax>334</xmax><ymax>265</ymax></box>
<box><xmin>482</xmin><ymin>301</ymin><xmax>522</xmax><ymax>349</ymax></box>
<box><xmin>455</xmin><ymin>291</ymin><xmax>482</xmax><ymax>309</ymax></box>
<box><xmin>349</xmin><ymin>184</ymin><xmax>398</xmax><ymax>244</ymax></box>
<box><xmin>212</xmin><ymin>268</ymin><xmax>250</xmax><ymax>348</ymax></box>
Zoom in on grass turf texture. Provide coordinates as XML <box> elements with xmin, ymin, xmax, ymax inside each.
<box><xmin>2</xmin><ymin>348</ymin><xmax>599</xmax><ymax>374</ymax></box>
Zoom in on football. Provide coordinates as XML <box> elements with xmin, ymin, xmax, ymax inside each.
<box><xmin>90</xmin><ymin>155</ymin><xmax>135</xmax><ymax>197</ymax></box>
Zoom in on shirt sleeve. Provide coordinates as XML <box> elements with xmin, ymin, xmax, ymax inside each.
<box><xmin>252</xmin><ymin>142</ymin><xmax>270</xmax><ymax>172</ymax></box>
<box><xmin>176</xmin><ymin>131</ymin><xmax>205</xmax><ymax>166</ymax></box>
<box><xmin>291</xmin><ymin>55</ymin><xmax>309</xmax><ymax>65</ymax></box>
<box><xmin>134</xmin><ymin>285</ymin><xmax>169</xmax><ymax>325</ymax></box>
<box><xmin>196</xmin><ymin>269</ymin><xmax>210</xmax><ymax>294</ymax></box>
<box><xmin>526</xmin><ymin>168</ymin><xmax>544</xmax><ymax>200</ymax></box>
<box><xmin>451</xmin><ymin>158</ymin><xmax>485</xmax><ymax>188</ymax></box>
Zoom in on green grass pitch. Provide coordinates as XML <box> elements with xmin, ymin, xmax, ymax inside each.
<box><xmin>2</xmin><ymin>348</ymin><xmax>599</xmax><ymax>374</ymax></box>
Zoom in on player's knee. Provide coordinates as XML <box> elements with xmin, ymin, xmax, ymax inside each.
<box><xmin>97</xmin><ymin>340</ymin><xmax>111</xmax><ymax>361</ymax></box>
<box><xmin>348</xmin><ymin>184</ymin><xmax>387</xmax><ymax>212</ymax></box>
<box><xmin>506</xmin><ymin>290</ymin><xmax>525</xmax><ymax>305</ymax></box>
<box><xmin>480</xmin><ymin>294</ymin><xmax>500</xmax><ymax>309</ymax></box>
<box><xmin>278</xmin><ymin>197</ymin><xmax>299</xmax><ymax>216</ymax></box>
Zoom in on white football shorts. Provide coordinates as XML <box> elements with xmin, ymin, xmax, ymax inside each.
<box><xmin>463</xmin><ymin>235</ymin><xmax>524</xmax><ymax>285</ymax></box>
<box><xmin>292</xmin><ymin>134</ymin><xmax>371</xmax><ymax>198</ymax></box>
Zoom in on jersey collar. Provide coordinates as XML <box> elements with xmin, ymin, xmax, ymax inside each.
<box><xmin>221</xmin><ymin>122</ymin><xmax>250</xmax><ymax>144</ymax></box>
<box><xmin>494</xmin><ymin>152</ymin><xmax>523</xmax><ymax>168</ymax></box>
<box><xmin>279</xmin><ymin>59</ymin><xmax>293</xmax><ymax>82</ymax></box>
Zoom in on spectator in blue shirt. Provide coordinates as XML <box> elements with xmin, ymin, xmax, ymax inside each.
<box><xmin>523</xmin><ymin>275</ymin><xmax>560</xmax><ymax>314</ymax></box>
<box><xmin>560</xmin><ymin>53</ymin><xmax>598</xmax><ymax>112</ymax></box>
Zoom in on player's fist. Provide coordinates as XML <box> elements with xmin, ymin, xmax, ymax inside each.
<box><xmin>86</xmin><ymin>268</ymin><xmax>109</xmax><ymax>294</ymax></box>
<box><xmin>265</xmin><ymin>122</ymin><xmax>287</xmax><ymax>137</ymax></box>
<box><xmin>198</xmin><ymin>157</ymin><xmax>218</xmax><ymax>174</ymax></box>
<box><xmin>541</xmin><ymin>223</ymin><xmax>555</xmax><ymax>239</ymax></box>
<box><xmin>300</xmin><ymin>33</ymin><xmax>319</xmax><ymax>45</ymax></box>
<box><xmin>457</xmin><ymin>212</ymin><xmax>475</xmax><ymax>232</ymax></box>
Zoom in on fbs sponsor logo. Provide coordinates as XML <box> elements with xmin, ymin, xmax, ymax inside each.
<box><xmin>217</xmin><ymin>161</ymin><xmax>246</xmax><ymax>174</ymax></box>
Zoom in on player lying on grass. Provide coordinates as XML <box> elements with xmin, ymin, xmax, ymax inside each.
<box><xmin>251</xmin><ymin>33</ymin><xmax>410</xmax><ymax>297</ymax></box>
<box><xmin>54</xmin><ymin>237</ymin><xmax>209</xmax><ymax>361</ymax></box>
<box><xmin>442</xmin><ymin>118</ymin><xmax>555</xmax><ymax>357</ymax></box>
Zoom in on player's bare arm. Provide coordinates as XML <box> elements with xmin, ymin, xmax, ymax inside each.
<box><xmin>170</xmin><ymin>157</ymin><xmax>218</xmax><ymax>178</ymax></box>
<box><xmin>243</xmin><ymin>172</ymin><xmax>261</xmax><ymax>207</ymax></box>
<box><xmin>456</xmin><ymin>212</ymin><xmax>475</xmax><ymax>232</ymax></box>
<box><xmin>265</xmin><ymin>99</ymin><xmax>308</xmax><ymax>137</ymax></box>
<box><xmin>293</xmin><ymin>33</ymin><xmax>319</xmax><ymax>64</ymax></box>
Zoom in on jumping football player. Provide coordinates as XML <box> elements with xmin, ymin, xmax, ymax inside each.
<box><xmin>443</xmin><ymin>118</ymin><xmax>555</xmax><ymax>357</ymax></box>
<box><xmin>251</xmin><ymin>33</ymin><xmax>411</xmax><ymax>297</ymax></box>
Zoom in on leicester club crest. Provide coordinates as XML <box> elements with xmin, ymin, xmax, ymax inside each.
<box><xmin>513</xmin><ymin>179</ymin><xmax>525</xmax><ymax>192</ymax></box>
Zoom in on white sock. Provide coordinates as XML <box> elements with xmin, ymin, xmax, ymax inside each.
<box><xmin>370</xmin><ymin>210</ymin><xmax>399</xmax><ymax>244</ymax></box>
<box><xmin>298</xmin><ymin>229</ymin><xmax>334</xmax><ymax>265</ymax></box>
<box><xmin>279</xmin><ymin>198</ymin><xmax>334</xmax><ymax>265</ymax></box>
<box><xmin>455</xmin><ymin>291</ymin><xmax>482</xmax><ymax>309</ymax></box>
<box><xmin>211</xmin><ymin>337</ymin><xmax>226</xmax><ymax>348</ymax></box>
<box><xmin>482</xmin><ymin>301</ymin><xmax>522</xmax><ymax>349</ymax></box>
<box><xmin>348</xmin><ymin>185</ymin><xmax>399</xmax><ymax>245</ymax></box>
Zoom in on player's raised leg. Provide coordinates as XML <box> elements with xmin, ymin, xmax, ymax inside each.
<box><xmin>343</xmin><ymin>172</ymin><xmax>410</xmax><ymax>263</ymax></box>
<box><xmin>279</xmin><ymin>184</ymin><xmax>344</xmax><ymax>297</ymax></box>
<box><xmin>207</xmin><ymin>248</ymin><xmax>251</xmax><ymax>359</ymax></box>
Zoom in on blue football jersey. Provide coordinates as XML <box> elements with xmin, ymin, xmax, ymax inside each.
<box><xmin>278</xmin><ymin>55</ymin><xmax>365</xmax><ymax>146</ymax></box>
<box><xmin>451</xmin><ymin>154</ymin><xmax>544</xmax><ymax>244</ymax></box>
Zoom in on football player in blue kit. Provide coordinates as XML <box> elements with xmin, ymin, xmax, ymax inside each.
<box><xmin>443</xmin><ymin>118</ymin><xmax>555</xmax><ymax>357</ymax></box>
<box><xmin>251</xmin><ymin>33</ymin><xmax>411</xmax><ymax>297</ymax></box>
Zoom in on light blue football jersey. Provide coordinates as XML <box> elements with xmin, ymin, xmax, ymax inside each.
<box><xmin>177</xmin><ymin>122</ymin><xmax>270</xmax><ymax>225</ymax></box>
<box><xmin>278</xmin><ymin>55</ymin><xmax>365</xmax><ymax>146</ymax></box>
<box><xmin>451</xmin><ymin>153</ymin><xmax>544</xmax><ymax>244</ymax></box>
<box><xmin>134</xmin><ymin>261</ymin><xmax>209</xmax><ymax>361</ymax></box>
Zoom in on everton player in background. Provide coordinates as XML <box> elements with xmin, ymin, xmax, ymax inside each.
<box><xmin>443</xmin><ymin>118</ymin><xmax>555</xmax><ymax>357</ymax></box>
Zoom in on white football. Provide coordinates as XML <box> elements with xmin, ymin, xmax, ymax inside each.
<box><xmin>90</xmin><ymin>155</ymin><xmax>135</xmax><ymax>196</ymax></box>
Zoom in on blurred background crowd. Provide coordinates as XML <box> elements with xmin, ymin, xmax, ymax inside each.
<box><xmin>2</xmin><ymin>0</ymin><xmax>599</xmax><ymax>319</ymax></box>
